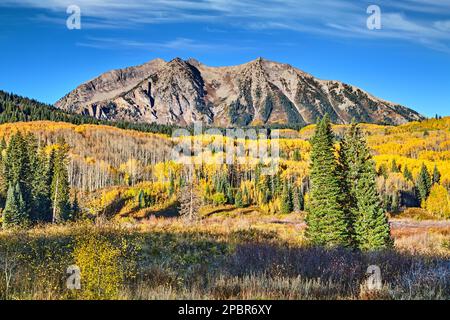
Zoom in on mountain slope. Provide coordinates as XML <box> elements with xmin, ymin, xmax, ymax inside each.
<box><xmin>55</xmin><ymin>58</ymin><xmax>424</xmax><ymax>126</ymax></box>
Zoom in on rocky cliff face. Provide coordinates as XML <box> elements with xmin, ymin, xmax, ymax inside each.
<box><xmin>55</xmin><ymin>57</ymin><xmax>423</xmax><ymax>126</ymax></box>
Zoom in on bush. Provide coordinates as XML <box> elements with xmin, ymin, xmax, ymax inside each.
<box><xmin>425</xmin><ymin>184</ymin><xmax>450</xmax><ymax>218</ymax></box>
<box><xmin>72</xmin><ymin>226</ymin><xmax>141</xmax><ymax>299</ymax></box>
<box><xmin>211</xmin><ymin>193</ymin><xmax>227</xmax><ymax>206</ymax></box>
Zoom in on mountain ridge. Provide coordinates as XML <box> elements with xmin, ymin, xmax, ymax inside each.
<box><xmin>55</xmin><ymin>57</ymin><xmax>424</xmax><ymax>126</ymax></box>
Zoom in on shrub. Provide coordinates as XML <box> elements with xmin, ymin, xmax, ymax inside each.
<box><xmin>211</xmin><ymin>193</ymin><xmax>227</xmax><ymax>206</ymax></box>
<box><xmin>73</xmin><ymin>226</ymin><xmax>141</xmax><ymax>299</ymax></box>
<box><xmin>425</xmin><ymin>184</ymin><xmax>450</xmax><ymax>218</ymax></box>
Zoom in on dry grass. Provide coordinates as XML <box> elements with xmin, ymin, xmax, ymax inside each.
<box><xmin>0</xmin><ymin>210</ymin><xmax>448</xmax><ymax>300</ymax></box>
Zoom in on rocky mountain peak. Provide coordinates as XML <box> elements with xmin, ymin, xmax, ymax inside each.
<box><xmin>55</xmin><ymin>58</ymin><xmax>424</xmax><ymax>127</ymax></box>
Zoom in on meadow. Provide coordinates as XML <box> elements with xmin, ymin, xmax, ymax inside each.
<box><xmin>0</xmin><ymin>208</ymin><xmax>448</xmax><ymax>300</ymax></box>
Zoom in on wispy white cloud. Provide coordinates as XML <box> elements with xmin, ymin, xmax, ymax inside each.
<box><xmin>77</xmin><ymin>36</ymin><xmax>250</xmax><ymax>52</ymax></box>
<box><xmin>2</xmin><ymin>0</ymin><xmax>450</xmax><ymax>52</ymax></box>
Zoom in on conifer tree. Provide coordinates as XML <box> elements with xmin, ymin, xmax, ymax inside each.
<box><xmin>243</xmin><ymin>186</ymin><xmax>250</xmax><ymax>207</ymax></box>
<box><xmin>168</xmin><ymin>173</ymin><xmax>175</xmax><ymax>196</ymax></box>
<box><xmin>391</xmin><ymin>159</ymin><xmax>400</xmax><ymax>173</ymax></box>
<box><xmin>72</xmin><ymin>192</ymin><xmax>81</xmax><ymax>221</ymax></box>
<box><xmin>51</xmin><ymin>139</ymin><xmax>71</xmax><ymax>222</ymax></box>
<box><xmin>31</xmin><ymin>150</ymin><xmax>53</xmax><ymax>222</ymax></box>
<box><xmin>235</xmin><ymin>190</ymin><xmax>244</xmax><ymax>208</ymax></box>
<box><xmin>416</xmin><ymin>163</ymin><xmax>432</xmax><ymax>203</ymax></box>
<box><xmin>403</xmin><ymin>166</ymin><xmax>413</xmax><ymax>182</ymax></box>
<box><xmin>138</xmin><ymin>189</ymin><xmax>146</xmax><ymax>209</ymax></box>
<box><xmin>432</xmin><ymin>165</ymin><xmax>441</xmax><ymax>185</ymax></box>
<box><xmin>306</xmin><ymin>115</ymin><xmax>351</xmax><ymax>247</ymax></box>
<box><xmin>293</xmin><ymin>186</ymin><xmax>304</xmax><ymax>212</ymax></box>
<box><xmin>226</xmin><ymin>183</ymin><xmax>234</xmax><ymax>204</ymax></box>
<box><xmin>293</xmin><ymin>149</ymin><xmax>301</xmax><ymax>161</ymax></box>
<box><xmin>4</xmin><ymin>132</ymin><xmax>34</xmax><ymax>221</ymax></box>
<box><xmin>337</xmin><ymin>122</ymin><xmax>357</xmax><ymax>230</ymax></box>
<box><xmin>2</xmin><ymin>183</ymin><xmax>29</xmax><ymax>229</ymax></box>
<box><xmin>280</xmin><ymin>180</ymin><xmax>293</xmax><ymax>214</ymax></box>
<box><xmin>340</xmin><ymin>124</ymin><xmax>392</xmax><ymax>250</ymax></box>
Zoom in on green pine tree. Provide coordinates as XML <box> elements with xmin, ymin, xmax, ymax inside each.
<box><xmin>235</xmin><ymin>190</ymin><xmax>244</xmax><ymax>208</ymax></box>
<box><xmin>2</xmin><ymin>183</ymin><xmax>29</xmax><ymax>229</ymax></box>
<box><xmin>4</xmin><ymin>132</ymin><xmax>33</xmax><ymax>217</ymax></box>
<box><xmin>51</xmin><ymin>139</ymin><xmax>71</xmax><ymax>222</ymax></box>
<box><xmin>293</xmin><ymin>149</ymin><xmax>301</xmax><ymax>161</ymax></box>
<box><xmin>341</xmin><ymin>124</ymin><xmax>392</xmax><ymax>250</ymax></box>
<box><xmin>337</xmin><ymin>122</ymin><xmax>357</xmax><ymax>234</ymax></box>
<box><xmin>280</xmin><ymin>181</ymin><xmax>293</xmax><ymax>214</ymax></box>
<box><xmin>168</xmin><ymin>173</ymin><xmax>175</xmax><ymax>196</ymax></box>
<box><xmin>31</xmin><ymin>150</ymin><xmax>53</xmax><ymax>222</ymax></box>
<box><xmin>294</xmin><ymin>186</ymin><xmax>304</xmax><ymax>212</ymax></box>
<box><xmin>243</xmin><ymin>186</ymin><xmax>250</xmax><ymax>207</ymax></box>
<box><xmin>416</xmin><ymin>163</ymin><xmax>432</xmax><ymax>203</ymax></box>
<box><xmin>432</xmin><ymin>165</ymin><xmax>441</xmax><ymax>185</ymax></box>
<box><xmin>306</xmin><ymin>115</ymin><xmax>352</xmax><ymax>247</ymax></box>
<box><xmin>138</xmin><ymin>189</ymin><xmax>146</xmax><ymax>209</ymax></box>
<box><xmin>403</xmin><ymin>166</ymin><xmax>413</xmax><ymax>182</ymax></box>
<box><xmin>226</xmin><ymin>183</ymin><xmax>234</xmax><ymax>204</ymax></box>
<box><xmin>391</xmin><ymin>159</ymin><xmax>400</xmax><ymax>173</ymax></box>
<box><xmin>72</xmin><ymin>192</ymin><xmax>81</xmax><ymax>221</ymax></box>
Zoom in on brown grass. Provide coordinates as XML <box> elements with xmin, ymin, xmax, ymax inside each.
<box><xmin>0</xmin><ymin>211</ymin><xmax>448</xmax><ymax>300</ymax></box>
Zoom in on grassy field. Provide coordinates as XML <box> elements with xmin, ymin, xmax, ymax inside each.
<box><xmin>0</xmin><ymin>208</ymin><xmax>448</xmax><ymax>300</ymax></box>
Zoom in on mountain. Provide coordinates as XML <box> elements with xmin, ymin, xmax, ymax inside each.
<box><xmin>55</xmin><ymin>58</ymin><xmax>424</xmax><ymax>126</ymax></box>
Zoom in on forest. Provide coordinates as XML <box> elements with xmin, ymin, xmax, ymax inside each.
<box><xmin>1</xmin><ymin>116</ymin><xmax>448</xmax><ymax>225</ymax></box>
<box><xmin>0</xmin><ymin>94</ymin><xmax>448</xmax><ymax>300</ymax></box>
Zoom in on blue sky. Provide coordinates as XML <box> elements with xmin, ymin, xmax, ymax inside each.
<box><xmin>0</xmin><ymin>0</ymin><xmax>449</xmax><ymax>117</ymax></box>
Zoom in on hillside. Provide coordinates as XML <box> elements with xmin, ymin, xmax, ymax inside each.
<box><xmin>0</xmin><ymin>90</ymin><xmax>176</xmax><ymax>135</ymax></box>
<box><xmin>0</xmin><ymin>117</ymin><xmax>448</xmax><ymax>219</ymax></box>
<box><xmin>55</xmin><ymin>58</ymin><xmax>424</xmax><ymax>126</ymax></box>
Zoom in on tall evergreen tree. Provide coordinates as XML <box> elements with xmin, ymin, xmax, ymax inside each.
<box><xmin>416</xmin><ymin>163</ymin><xmax>432</xmax><ymax>203</ymax></box>
<box><xmin>403</xmin><ymin>166</ymin><xmax>413</xmax><ymax>182</ymax></box>
<box><xmin>226</xmin><ymin>183</ymin><xmax>234</xmax><ymax>204</ymax></box>
<box><xmin>280</xmin><ymin>180</ymin><xmax>293</xmax><ymax>214</ymax></box>
<box><xmin>337</xmin><ymin>122</ymin><xmax>358</xmax><ymax>233</ymax></box>
<box><xmin>2</xmin><ymin>183</ymin><xmax>29</xmax><ymax>229</ymax></box>
<box><xmin>31</xmin><ymin>150</ymin><xmax>53</xmax><ymax>222</ymax></box>
<box><xmin>51</xmin><ymin>138</ymin><xmax>71</xmax><ymax>222</ymax></box>
<box><xmin>293</xmin><ymin>186</ymin><xmax>304</xmax><ymax>212</ymax></box>
<box><xmin>168</xmin><ymin>173</ymin><xmax>175</xmax><ymax>196</ymax></box>
<box><xmin>234</xmin><ymin>190</ymin><xmax>244</xmax><ymax>208</ymax></box>
<box><xmin>138</xmin><ymin>189</ymin><xmax>146</xmax><ymax>209</ymax></box>
<box><xmin>293</xmin><ymin>149</ymin><xmax>301</xmax><ymax>161</ymax></box>
<box><xmin>72</xmin><ymin>192</ymin><xmax>81</xmax><ymax>221</ymax></box>
<box><xmin>306</xmin><ymin>115</ymin><xmax>351</xmax><ymax>247</ymax></box>
<box><xmin>340</xmin><ymin>124</ymin><xmax>392</xmax><ymax>250</ymax></box>
<box><xmin>4</xmin><ymin>132</ymin><xmax>33</xmax><ymax>219</ymax></box>
<box><xmin>432</xmin><ymin>165</ymin><xmax>441</xmax><ymax>185</ymax></box>
<box><xmin>390</xmin><ymin>159</ymin><xmax>400</xmax><ymax>173</ymax></box>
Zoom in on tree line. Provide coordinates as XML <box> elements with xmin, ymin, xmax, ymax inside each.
<box><xmin>0</xmin><ymin>90</ymin><xmax>307</xmax><ymax>136</ymax></box>
<box><xmin>0</xmin><ymin>132</ymin><xmax>78</xmax><ymax>229</ymax></box>
<box><xmin>0</xmin><ymin>90</ymin><xmax>176</xmax><ymax>135</ymax></box>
